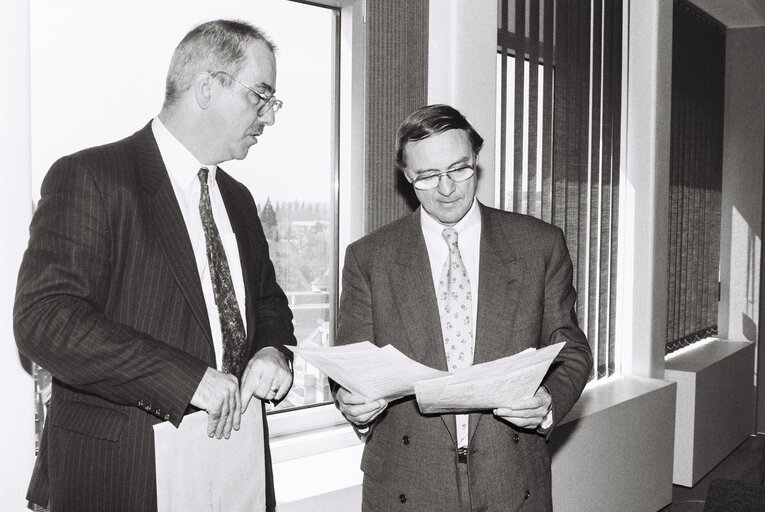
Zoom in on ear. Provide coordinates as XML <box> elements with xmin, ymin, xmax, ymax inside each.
<box><xmin>193</xmin><ymin>72</ymin><xmax>213</xmax><ymax>109</ymax></box>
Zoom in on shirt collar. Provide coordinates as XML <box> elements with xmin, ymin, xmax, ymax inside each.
<box><xmin>420</xmin><ymin>197</ymin><xmax>481</xmax><ymax>238</ymax></box>
<box><xmin>152</xmin><ymin>116</ymin><xmax>218</xmax><ymax>190</ymax></box>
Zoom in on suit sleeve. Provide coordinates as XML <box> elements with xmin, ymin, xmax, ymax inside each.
<box><xmin>336</xmin><ymin>243</ymin><xmax>374</xmax><ymax>347</ymax></box>
<box><xmin>539</xmin><ymin>227</ymin><xmax>593</xmax><ymax>425</ymax></box>
<box><xmin>13</xmin><ymin>160</ymin><xmax>206</xmax><ymax>426</ymax></box>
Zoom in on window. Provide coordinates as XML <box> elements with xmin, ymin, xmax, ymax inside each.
<box><xmin>665</xmin><ymin>0</ymin><xmax>725</xmax><ymax>355</ymax></box>
<box><xmin>30</xmin><ymin>0</ymin><xmax>345</xmax><ymax>431</ymax></box>
<box><xmin>496</xmin><ymin>0</ymin><xmax>623</xmax><ymax>380</ymax></box>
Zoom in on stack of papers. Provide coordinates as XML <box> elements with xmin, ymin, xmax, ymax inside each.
<box><xmin>288</xmin><ymin>341</ymin><xmax>565</xmax><ymax>413</ymax></box>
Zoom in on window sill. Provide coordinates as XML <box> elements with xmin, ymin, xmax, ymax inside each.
<box><xmin>560</xmin><ymin>372</ymin><xmax>675</xmax><ymax>425</ymax></box>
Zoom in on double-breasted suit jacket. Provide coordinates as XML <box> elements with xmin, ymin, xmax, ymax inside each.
<box><xmin>337</xmin><ymin>203</ymin><xmax>592</xmax><ymax>511</ymax></box>
<box><xmin>14</xmin><ymin>122</ymin><xmax>295</xmax><ymax>512</ymax></box>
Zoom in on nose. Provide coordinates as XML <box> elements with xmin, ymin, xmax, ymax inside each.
<box><xmin>258</xmin><ymin>107</ymin><xmax>276</xmax><ymax>126</ymax></box>
<box><xmin>436</xmin><ymin>174</ymin><xmax>456</xmax><ymax>195</ymax></box>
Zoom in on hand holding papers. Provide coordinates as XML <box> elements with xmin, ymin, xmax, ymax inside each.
<box><xmin>289</xmin><ymin>341</ymin><xmax>566</xmax><ymax>413</ymax></box>
<box><xmin>414</xmin><ymin>342</ymin><xmax>564</xmax><ymax>413</ymax></box>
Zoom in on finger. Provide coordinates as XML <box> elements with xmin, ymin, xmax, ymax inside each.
<box><xmin>207</xmin><ymin>409</ymin><xmax>220</xmax><ymax>438</ymax></box>
<box><xmin>509</xmin><ymin>397</ymin><xmax>544</xmax><ymax>410</ymax></box>
<box><xmin>233</xmin><ymin>387</ymin><xmax>242</xmax><ymax>430</ymax></box>
<box><xmin>344</xmin><ymin>399</ymin><xmax>386</xmax><ymax>423</ymax></box>
<box><xmin>223</xmin><ymin>386</ymin><xmax>238</xmax><ymax>438</ymax></box>
<box><xmin>273</xmin><ymin>372</ymin><xmax>293</xmax><ymax>401</ymax></box>
<box><xmin>351</xmin><ymin>405</ymin><xmax>386</xmax><ymax>425</ymax></box>
<box><xmin>215</xmin><ymin>400</ymin><xmax>229</xmax><ymax>439</ymax></box>
<box><xmin>336</xmin><ymin>389</ymin><xmax>368</xmax><ymax>406</ymax></box>
<box><xmin>247</xmin><ymin>362</ymin><xmax>276</xmax><ymax>399</ymax></box>
<box><xmin>240</xmin><ymin>368</ymin><xmax>254</xmax><ymax>413</ymax></box>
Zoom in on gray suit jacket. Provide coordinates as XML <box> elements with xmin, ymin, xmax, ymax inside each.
<box><xmin>337</xmin><ymin>204</ymin><xmax>592</xmax><ymax>511</ymax></box>
<box><xmin>14</xmin><ymin>122</ymin><xmax>296</xmax><ymax>512</ymax></box>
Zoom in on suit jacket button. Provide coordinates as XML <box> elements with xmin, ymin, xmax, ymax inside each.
<box><xmin>138</xmin><ymin>400</ymin><xmax>144</xmax><ymax>407</ymax></box>
<box><xmin>399</xmin><ymin>494</ymin><xmax>407</xmax><ymax>503</ymax></box>
<box><xmin>163</xmin><ymin>414</ymin><xmax>170</xmax><ymax>421</ymax></box>
<box><xmin>402</xmin><ymin>435</ymin><xmax>410</xmax><ymax>445</ymax></box>
<box><xmin>524</xmin><ymin>490</ymin><xmax>530</xmax><ymax>499</ymax></box>
<box><xmin>513</xmin><ymin>434</ymin><xmax>520</xmax><ymax>443</ymax></box>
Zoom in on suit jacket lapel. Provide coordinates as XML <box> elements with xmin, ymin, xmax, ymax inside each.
<box><xmin>388</xmin><ymin>210</ymin><xmax>458</xmax><ymax>444</ymax></box>
<box><xmin>389</xmin><ymin>210</ymin><xmax>449</xmax><ymax>373</ymax></box>
<box><xmin>132</xmin><ymin>122</ymin><xmax>213</xmax><ymax>347</ymax></box>
<box><xmin>469</xmin><ymin>204</ymin><xmax>523</xmax><ymax>442</ymax></box>
<box><xmin>216</xmin><ymin>172</ymin><xmax>257</xmax><ymax>354</ymax></box>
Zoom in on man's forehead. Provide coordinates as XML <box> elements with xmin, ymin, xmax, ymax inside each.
<box><xmin>239</xmin><ymin>41</ymin><xmax>276</xmax><ymax>92</ymax></box>
<box><xmin>405</xmin><ymin>130</ymin><xmax>473</xmax><ymax>171</ymax></box>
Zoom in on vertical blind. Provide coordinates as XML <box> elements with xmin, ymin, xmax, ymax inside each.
<box><xmin>665</xmin><ymin>0</ymin><xmax>725</xmax><ymax>354</ymax></box>
<box><xmin>497</xmin><ymin>0</ymin><xmax>622</xmax><ymax>379</ymax></box>
<box><xmin>364</xmin><ymin>0</ymin><xmax>429</xmax><ymax>233</ymax></box>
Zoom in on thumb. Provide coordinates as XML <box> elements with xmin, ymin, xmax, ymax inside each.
<box><xmin>242</xmin><ymin>392</ymin><xmax>253</xmax><ymax>414</ymax></box>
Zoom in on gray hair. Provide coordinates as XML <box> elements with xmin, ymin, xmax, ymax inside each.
<box><xmin>163</xmin><ymin>19</ymin><xmax>276</xmax><ymax>108</ymax></box>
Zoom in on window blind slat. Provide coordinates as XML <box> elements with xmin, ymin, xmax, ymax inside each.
<box><xmin>513</xmin><ymin>0</ymin><xmax>526</xmax><ymax>213</ymax></box>
<box><xmin>527</xmin><ymin>0</ymin><xmax>540</xmax><ymax>218</ymax></box>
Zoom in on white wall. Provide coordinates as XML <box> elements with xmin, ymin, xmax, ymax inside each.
<box><xmin>428</xmin><ymin>0</ymin><xmax>498</xmax><ymax>207</ymax></box>
<box><xmin>716</xmin><ymin>25</ymin><xmax>765</xmax><ymax>431</ymax></box>
<box><xmin>718</xmin><ymin>27</ymin><xmax>765</xmax><ymax>344</ymax></box>
<box><xmin>0</xmin><ymin>2</ymin><xmax>37</xmax><ymax>511</ymax></box>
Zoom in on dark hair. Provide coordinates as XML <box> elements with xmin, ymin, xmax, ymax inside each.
<box><xmin>163</xmin><ymin>19</ymin><xmax>276</xmax><ymax>108</ymax></box>
<box><xmin>394</xmin><ymin>104</ymin><xmax>484</xmax><ymax>170</ymax></box>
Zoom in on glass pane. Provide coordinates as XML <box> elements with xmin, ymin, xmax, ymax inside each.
<box><xmin>31</xmin><ymin>0</ymin><xmax>338</xmax><ymax>414</ymax></box>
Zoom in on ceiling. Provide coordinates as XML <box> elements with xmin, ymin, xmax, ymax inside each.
<box><xmin>689</xmin><ymin>0</ymin><xmax>765</xmax><ymax>28</ymax></box>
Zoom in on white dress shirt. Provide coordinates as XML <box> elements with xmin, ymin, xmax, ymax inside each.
<box><xmin>420</xmin><ymin>198</ymin><xmax>482</xmax><ymax>341</ymax></box>
<box><xmin>420</xmin><ymin>199</ymin><xmax>481</xmax><ymax>448</ymax></box>
<box><xmin>152</xmin><ymin>117</ymin><xmax>247</xmax><ymax>371</ymax></box>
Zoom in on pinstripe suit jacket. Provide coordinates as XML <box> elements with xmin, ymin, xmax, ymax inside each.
<box><xmin>337</xmin><ymin>204</ymin><xmax>592</xmax><ymax>511</ymax></box>
<box><xmin>14</xmin><ymin>122</ymin><xmax>295</xmax><ymax>512</ymax></box>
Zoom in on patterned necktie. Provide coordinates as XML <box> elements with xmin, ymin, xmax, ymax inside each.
<box><xmin>198</xmin><ymin>168</ymin><xmax>246</xmax><ymax>377</ymax></box>
<box><xmin>437</xmin><ymin>227</ymin><xmax>474</xmax><ymax>447</ymax></box>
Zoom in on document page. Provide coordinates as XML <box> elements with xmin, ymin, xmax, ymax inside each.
<box><xmin>288</xmin><ymin>342</ymin><xmax>447</xmax><ymax>400</ymax></box>
<box><xmin>414</xmin><ymin>342</ymin><xmax>566</xmax><ymax>413</ymax></box>
<box><xmin>153</xmin><ymin>405</ymin><xmax>266</xmax><ymax>512</ymax></box>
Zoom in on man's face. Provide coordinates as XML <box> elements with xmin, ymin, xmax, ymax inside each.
<box><xmin>208</xmin><ymin>40</ymin><xmax>277</xmax><ymax>163</ymax></box>
<box><xmin>403</xmin><ymin>129</ymin><xmax>477</xmax><ymax>226</ymax></box>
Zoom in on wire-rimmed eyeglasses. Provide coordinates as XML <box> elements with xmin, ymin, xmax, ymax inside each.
<box><xmin>212</xmin><ymin>70</ymin><xmax>283</xmax><ymax>117</ymax></box>
<box><xmin>410</xmin><ymin>165</ymin><xmax>476</xmax><ymax>190</ymax></box>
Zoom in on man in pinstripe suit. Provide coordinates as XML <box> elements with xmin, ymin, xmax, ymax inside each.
<box><xmin>14</xmin><ymin>20</ymin><xmax>295</xmax><ymax>512</ymax></box>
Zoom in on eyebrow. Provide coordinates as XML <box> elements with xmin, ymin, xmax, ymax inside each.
<box><xmin>254</xmin><ymin>82</ymin><xmax>275</xmax><ymax>95</ymax></box>
<box><xmin>414</xmin><ymin>156</ymin><xmax>473</xmax><ymax>175</ymax></box>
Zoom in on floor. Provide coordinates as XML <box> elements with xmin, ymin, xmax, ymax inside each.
<box><xmin>659</xmin><ymin>434</ymin><xmax>765</xmax><ymax>511</ymax></box>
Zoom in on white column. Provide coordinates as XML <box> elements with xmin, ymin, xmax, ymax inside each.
<box><xmin>617</xmin><ymin>0</ymin><xmax>673</xmax><ymax>378</ymax></box>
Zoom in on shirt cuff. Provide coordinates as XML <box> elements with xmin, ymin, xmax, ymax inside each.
<box><xmin>537</xmin><ymin>408</ymin><xmax>554</xmax><ymax>434</ymax></box>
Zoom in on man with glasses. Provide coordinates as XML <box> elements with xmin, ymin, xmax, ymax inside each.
<box><xmin>14</xmin><ymin>20</ymin><xmax>294</xmax><ymax>512</ymax></box>
<box><xmin>333</xmin><ymin>104</ymin><xmax>592</xmax><ymax>511</ymax></box>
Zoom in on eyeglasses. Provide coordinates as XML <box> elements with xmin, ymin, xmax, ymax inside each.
<box><xmin>410</xmin><ymin>165</ymin><xmax>476</xmax><ymax>190</ymax></box>
<box><xmin>212</xmin><ymin>70</ymin><xmax>283</xmax><ymax>117</ymax></box>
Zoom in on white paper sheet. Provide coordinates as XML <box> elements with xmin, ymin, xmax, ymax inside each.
<box><xmin>414</xmin><ymin>342</ymin><xmax>566</xmax><ymax>413</ymax></box>
<box><xmin>288</xmin><ymin>342</ymin><xmax>447</xmax><ymax>400</ymax></box>
<box><xmin>153</xmin><ymin>405</ymin><xmax>266</xmax><ymax>512</ymax></box>
<box><xmin>289</xmin><ymin>341</ymin><xmax>565</xmax><ymax>413</ymax></box>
